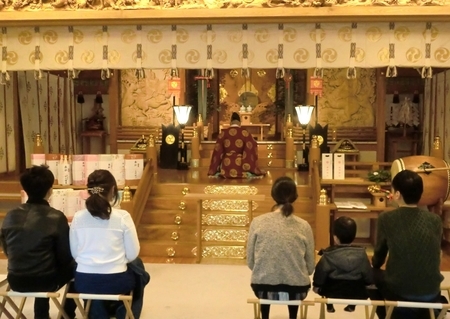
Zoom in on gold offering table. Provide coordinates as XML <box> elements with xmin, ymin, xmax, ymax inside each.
<box><xmin>220</xmin><ymin>123</ymin><xmax>271</xmax><ymax>141</ymax></box>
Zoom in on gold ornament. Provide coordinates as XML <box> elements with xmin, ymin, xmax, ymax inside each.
<box><xmin>165</xmin><ymin>134</ymin><xmax>175</xmax><ymax>145</ymax></box>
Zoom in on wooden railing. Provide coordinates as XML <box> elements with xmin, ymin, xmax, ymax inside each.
<box><xmin>344</xmin><ymin>161</ymin><xmax>392</xmax><ymax>178</ymax></box>
<box><xmin>283</xmin><ymin>125</ymin><xmax>378</xmax><ymax>142</ymax></box>
<box><xmin>118</xmin><ymin>124</ymin><xmax>212</xmax><ymax>142</ymax></box>
<box><xmin>311</xmin><ymin>160</ymin><xmax>321</xmax><ymax>205</ymax></box>
<box><xmin>126</xmin><ymin>158</ymin><xmax>156</xmax><ymax>227</ymax></box>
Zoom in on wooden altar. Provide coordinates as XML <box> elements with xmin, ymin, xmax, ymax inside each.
<box><xmin>220</xmin><ymin>124</ymin><xmax>271</xmax><ymax>141</ymax></box>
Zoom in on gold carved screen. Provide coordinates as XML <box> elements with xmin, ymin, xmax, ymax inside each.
<box><xmin>120</xmin><ymin>69</ymin><xmax>174</xmax><ymax>127</ymax></box>
<box><xmin>218</xmin><ymin>69</ymin><xmax>277</xmax><ymax>126</ymax></box>
<box><xmin>318</xmin><ymin>68</ymin><xmax>376</xmax><ymax>127</ymax></box>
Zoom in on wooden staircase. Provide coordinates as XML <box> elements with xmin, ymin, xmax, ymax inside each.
<box><xmin>0</xmin><ymin>179</ymin><xmax>22</xmax><ymax>218</ymax></box>
<box><xmin>135</xmin><ymin>170</ymin><xmax>315</xmax><ymax>263</ymax></box>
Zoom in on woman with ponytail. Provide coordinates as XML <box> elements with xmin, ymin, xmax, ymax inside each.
<box><xmin>70</xmin><ymin>169</ymin><xmax>143</xmax><ymax>318</ymax></box>
<box><xmin>246</xmin><ymin>176</ymin><xmax>315</xmax><ymax>319</ymax></box>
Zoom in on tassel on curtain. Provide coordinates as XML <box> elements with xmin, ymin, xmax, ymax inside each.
<box><xmin>0</xmin><ymin>27</ymin><xmax>10</xmax><ymax>85</ymax></box>
<box><xmin>346</xmin><ymin>23</ymin><xmax>357</xmax><ymax>80</ymax></box>
<box><xmin>276</xmin><ymin>24</ymin><xmax>285</xmax><ymax>79</ymax></box>
<box><xmin>314</xmin><ymin>23</ymin><xmax>323</xmax><ymax>79</ymax></box>
<box><xmin>100</xmin><ymin>26</ymin><xmax>111</xmax><ymax>81</ymax></box>
<box><xmin>421</xmin><ymin>22</ymin><xmax>433</xmax><ymax>79</ymax></box>
<box><xmin>386</xmin><ymin>22</ymin><xmax>397</xmax><ymax>78</ymax></box>
<box><xmin>67</xmin><ymin>26</ymin><xmax>79</xmax><ymax>80</ymax></box>
<box><xmin>241</xmin><ymin>24</ymin><xmax>250</xmax><ymax>79</ymax></box>
<box><xmin>134</xmin><ymin>25</ymin><xmax>145</xmax><ymax>80</ymax></box>
<box><xmin>205</xmin><ymin>24</ymin><xmax>214</xmax><ymax>79</ymax></box>
<box><xmin>34</xmin><ymin>27</ymin><xmax>43</xmax><ymax>80</ymax></box>
<box><xmin>170</xmin><ymin>25</ymin><xmax>179</xmax><ymax>79</ymax></box>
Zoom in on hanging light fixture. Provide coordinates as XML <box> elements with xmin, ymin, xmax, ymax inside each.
<box><xmin>295</xmin><ymin>105</ymin><xmax>315</xmax><ymax>171</ymax></box>
<box><xmin>174</xmin><ymin>105</ymin><xmax>192</xmax><ymax>170</ymax></box>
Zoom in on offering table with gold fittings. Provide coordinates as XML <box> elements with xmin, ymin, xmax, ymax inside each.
<box><xmin>316</xmin><ymin>176</ymin><xmax>393</xmax><ymax>251</ymax></box>
<box><xmin>321</xmin><ymin>177</ymin><xmax>391</xmax><ymax>204</ymax></box>
<box><xmin>316</xmin><ymin>202</ymin><xmax>395</xmax><ymax>251</ymax></box>
<box><xmin>136</xmin><ymin>167</ymin><xmax>315</xmax><ymax>263</ymax></box>
<box><xmin>220</xmin><ymin>124</ymin><xmax>271</xmax><ymax>141</ymax></box>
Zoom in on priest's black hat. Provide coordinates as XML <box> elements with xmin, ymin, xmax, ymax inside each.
<box><xmin>231</xmin><ymin>112</ymin><xmax>241</xmax><ymax>122</ymax></box>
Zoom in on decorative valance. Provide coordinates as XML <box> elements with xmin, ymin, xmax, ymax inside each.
<box><xmin>0</xmin><ymin>22</ymin><xmax>449</xmax><ymax>74</ymax></box>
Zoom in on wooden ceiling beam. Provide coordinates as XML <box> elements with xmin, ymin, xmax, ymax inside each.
<box><xmin>2</xmin><ymin>6</ymin><xmax>450</xmax><ymax>27</ymax></box>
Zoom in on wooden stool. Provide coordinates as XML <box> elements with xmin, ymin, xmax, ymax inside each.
<box><xmin>247</xmin><ymin>298</ymin><xmax>314</xmax><ymax>319</ymax></box>
<box><xmin>58</xmin><ymin>290</ymin><xmax>134</xmax><ymax>319</ymax></box>
<box><xmin>0</xmin><ymin>290</ymin><xmax>70</xmax><ymax>319</ymax></box>
<box><xmin>0</xmin><ymin>275</ymin><xmax>17</xmax><ymax>319</ymax></box>
<box><xmin>80</xmin><ymin>130</ymin><xmax>108</xmax><ymax>154</ymax></box>
<box><xmin>384</xmin><ymin>300</ymin><xmax>450</xmax><ymax>319</ymax></box>
<box><xmin>315</xmin><ymin>297</ymin><xmax>384</xmax><ymax>319</ymax></box>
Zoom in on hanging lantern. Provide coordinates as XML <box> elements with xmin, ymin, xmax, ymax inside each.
<box><xmin>310</xmin><ymin>76</ymin><xmax>323</xmax><ymax>96</ymax></box>
<box><xmin>168</xmin><ymin>77</ymin><xmax>181</xmax><ymax>95</ymax></box>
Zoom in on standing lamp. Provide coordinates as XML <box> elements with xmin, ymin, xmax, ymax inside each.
<box><xmin>295</xmin><ymin>105</ymin><xmax>315</xmax><ymax>171</ymax></box>
<box><xmin>174</xmin><ymin>105</ymin><xmax>192</xmax><ymax>170</ymax></box>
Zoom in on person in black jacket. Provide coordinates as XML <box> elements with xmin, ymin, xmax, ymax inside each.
<box><xmin>0</xmin><ymin>165</ymin><xmax>76</xmax><ymax>319</ymax></box>
<box><xmin>313</xmin><ymin>216</ymin><xmax>373</xmax><ymax>313</ymax></box>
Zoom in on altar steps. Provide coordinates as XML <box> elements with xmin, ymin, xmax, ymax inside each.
<box><xmin>0</xmin><ymin>180</ymin><xmax>22</xmax><ymax>219</ymax></box>
<box><xmin>136</xmin><ymin>170</ymin><xmax>314</xmax><ymax>261</ymax></box>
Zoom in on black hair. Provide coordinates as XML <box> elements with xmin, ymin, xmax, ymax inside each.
<box><xmin>271</xmin><ymin>176</ymin><xmax>298</xmax><ymax>217</ymax></box>
<box><xmin>231</xmin><ymin>112</ymin><xmax>241</xmax><ymax>122</ymax></box>
<box><xmin>85</xmin><ymin>169</ymin><xmax>119</xmax><ymax>220</ymax></box>
<box><xmin>333</xmin><ymin>216</ymin><xmax>357</xmax><ymax>244</ymax></box>
<box><xmin>391</xmin><ymin>169</ymin><xmax>423</xmax><ymax>205</ymax></box>
<box><xmin>20</xmin><ymin>165</ymin><xmax>54</xmax><ymax>200</ymax></box>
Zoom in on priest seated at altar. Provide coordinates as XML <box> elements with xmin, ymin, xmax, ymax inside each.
<box><xmin>208</xmin><ymin>112</ymin><xmax>266</xmax><ymax>179</ymax></box>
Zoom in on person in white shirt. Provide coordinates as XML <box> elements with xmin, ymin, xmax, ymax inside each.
<box><xmin>70</xmin><ymin>169</ymin><xmax>141</xmax><ymax>319</ymax></box>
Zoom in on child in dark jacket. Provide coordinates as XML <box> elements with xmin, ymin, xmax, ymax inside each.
<box><xmin>313</xmin><ymin>216</ymin><xmax>373</xmax><ymax>313</ymax></box>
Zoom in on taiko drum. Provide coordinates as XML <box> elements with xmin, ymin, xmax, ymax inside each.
<box><xmin>390</xmin><ymin>155</ymin><xmax>450</xmax><ymax>206</ymax></box>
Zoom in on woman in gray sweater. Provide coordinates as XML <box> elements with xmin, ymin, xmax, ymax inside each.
<box><xmin>247</xmin><ymin>176</ymin><xmax>315</xmax><ymax>319</ymax></box>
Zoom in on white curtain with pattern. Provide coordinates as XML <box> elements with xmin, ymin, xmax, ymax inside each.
<box><xmin>1</xmin><ymin>23</ymin><xmax>450</xmax><ymax>72</ymax></box>
<box><xmin>48</xmin><ymin>74</ymin><xmax>59</xmax><ymax>153</ymax></box>
<box><xmin>0</xmin><ymin>75</ymin><xmax>16</xmax><ymax>173</ymax></box>
<box><xmin>18</xmin><ymin>71</ymin><xmax>41</xmax><ymax>167</ymax></box>
<box><xmin>38</xmin><ymin>72</ymin><xmax>50</xmax><ymax>153</ymax></box>
<box><xmin>17</xmin><ymin>71</ymin><xmax>77</xmax><ymax>167</ymax></box>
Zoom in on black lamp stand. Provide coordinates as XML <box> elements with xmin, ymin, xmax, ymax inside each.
<box><xmin>177</xmin><ymin>125</ymin><xmax>189</xmax><ymax>170</ymax></box>
<box><xmin>298</xmin><ymin>126</ymin><xmax>309</xmax><ymax>171</ymax></box>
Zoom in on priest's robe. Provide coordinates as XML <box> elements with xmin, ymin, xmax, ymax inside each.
<box><xmin>207</xmin><ymin>126</ymin><xmax>266</xmax><ymax>178</ymax></box>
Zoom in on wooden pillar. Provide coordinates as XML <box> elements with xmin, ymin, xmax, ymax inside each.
<box><xmin>197</xmin><ymin>69</ymin><xmax>208</xmax><ymax>122</ymax></box>
<box><xmin>108</xmin><ymin>71</ymin><xmax>119</xmax><ymax>154</ymax></box>
<box><xmin>376</xmin><ymin>68</ymin><xmax>386</xmax><ymax>162</ymax></box>
<box><xmin>315</xmin><ymin>204</ymin><xmax>333</xmax><ymax>250</ymax></box>
<box><xmin>284</xmin><ymin>69</ymin><xmax>294</xmax><ymax>116</ymax></box>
